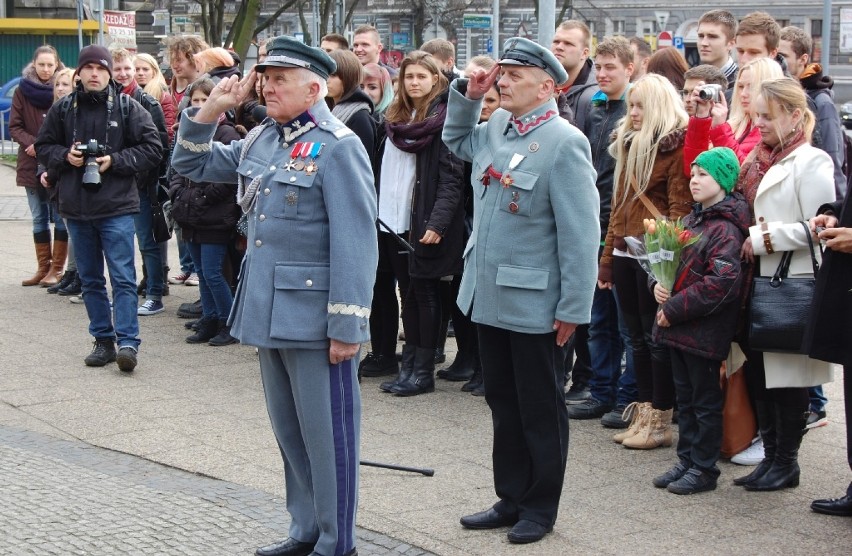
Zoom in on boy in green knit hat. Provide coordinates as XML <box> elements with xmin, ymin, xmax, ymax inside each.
<box><xmin>650</xmin><ymin>147</ymin><xmax>751</xmax><ymax>494</ymax></box>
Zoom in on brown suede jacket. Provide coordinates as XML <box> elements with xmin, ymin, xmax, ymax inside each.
<box><xmin>599</xmin><ymin>128</ymin><xmax>693</xmax><ymax>283</ymax></box>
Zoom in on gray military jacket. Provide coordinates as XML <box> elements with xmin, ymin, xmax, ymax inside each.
<box><xmin>442</xmin><ymin>80</ymin><xmax>600</xmax><ymax>334</ymax></box>
<box><xmin>172</xmin><ymin>101</ymin><xmax>378</xmax><ymax>350</ymax></box>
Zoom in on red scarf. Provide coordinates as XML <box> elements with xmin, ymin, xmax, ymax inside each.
<box><xmin>121</xmin><ymin>80</ymin><xmax>138</xmax><ymax>96</ymax></box>
<box><xmin>736</xmin><ymin>130</ymin><xmax>806</xmax><ymax>224</ymax></box>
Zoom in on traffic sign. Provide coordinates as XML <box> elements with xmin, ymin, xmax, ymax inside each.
<box><xmin>674</xmin><ymin>36</ymin><xmax>684</xmax><ymax>48</ymax></box>
<box><xmin>657</xmin><ymin>31</ymin><xmax>673</xmax><ymax>48</ymax></box>
<box><xmin>486</xmin><ymin>37</ymin><xmax>493</xmax><ymax>53</ymax></box>
<box><xmin>463</xmin><ymin>14</ymin><xmax>492</xmax><ymax>29</ymax></box>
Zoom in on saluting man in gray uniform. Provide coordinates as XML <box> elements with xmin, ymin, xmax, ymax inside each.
<box><xmin>443</xmin><ymin>37</ymin><xmax>600</xmax><ymax>544</ymax></box>
<box><xmin>171</xmin><ymin>37</ymin><xmax>377</xmax><ymax>556</ymax></box>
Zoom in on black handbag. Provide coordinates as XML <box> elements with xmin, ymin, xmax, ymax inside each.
<box><xmin>149</xmin><ymin>183</ymin><xmax>172</xmax><ymax>243</ymax></box>
<box><xmin>748</xmin><ymin>221</ymin><xmax>819</xmax><ymax>354</ymax></box>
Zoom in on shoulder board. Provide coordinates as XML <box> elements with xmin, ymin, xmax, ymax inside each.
<box><xmin>333</xmin><ymin>127</ymin><xmax>354</xmax><ymax>139</ymax></box>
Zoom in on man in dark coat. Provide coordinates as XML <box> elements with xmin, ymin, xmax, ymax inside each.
<box><xmin>807</xmin><ymin>196</ymin><xmax>852</xmax><ymax>516</ymax></box>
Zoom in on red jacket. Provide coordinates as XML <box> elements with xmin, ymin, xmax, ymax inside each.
<box><xmin>682</xmin><ymin>116</ymin><xmax>761</xmax><ymax>176</ymax></box>
<box><xmin>653</xmin><ymin>193</ymin><xmax>751</xmax><ymax>361</ymax></box>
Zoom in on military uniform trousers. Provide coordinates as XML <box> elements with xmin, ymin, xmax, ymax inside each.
<box><xmin>258</xmin><ymin>347</ymin><xmax>360</xmax><ymax>556</ymax></box>
<box><xmin>478</xmin><ymin>324</ymin><xmax>569</xmax><ymax>528</ymax></box>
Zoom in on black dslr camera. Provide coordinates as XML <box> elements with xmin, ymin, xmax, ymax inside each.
<box><xmin>77</xmin><ymin>139</ymin><xmax>106</xmax><ymax>190</ymax></box>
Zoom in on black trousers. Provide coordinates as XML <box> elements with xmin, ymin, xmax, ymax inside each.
<box><xmin>671</xmin><ymin>349</ymin><xmax>723</xmax><ymax>476</ymax></box>
<box><xmin>478</xmin><ymin>324</ymin><xmax>569</xmax><ymax>527</ymax></box>
<box><xmin>845</xmin><ymin>365</ymin><xmax>851</xmax><ymax>495</ymax></box>
<box><xmin>368</xmin><ymin>232</ymin><xmax>410</xmax><ymax>357</ymax></box>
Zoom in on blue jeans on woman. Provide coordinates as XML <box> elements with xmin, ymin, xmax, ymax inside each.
<box><xmin>26</xmin><ymin>188</ymin><xmax>65</xmax><ymax>234</ymax></box>
<box><xmin>132</xmin><ymin>187</ymin><xmax>165</xmax><ymax>301</ymax></box>
<box><xmin>188</xmin><ymin>242</ymin><xmax>233</xmax><ymax>321</ymax></box>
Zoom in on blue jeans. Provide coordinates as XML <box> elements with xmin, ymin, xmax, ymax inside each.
<box><xmin>26</xmin><ymin>188</ymin><xmax>65</xmax><ymax>234</ymax></box>
<box><xmin>133</xmin><ymin>188</ymin><xmax>164</xmax><ymax>300</ymax></box>
<box><xmin>588</xmin><ymin>285</ymin><xmax>637</xmax><ymax>407</ymax></box>
<box><xmin>175</xmin><ymin>224</ymin><xmax>195</xmax><ymax>274</ymax></box>
<box><xmin>66</xmin><ymin>215</ymin><xmax>140</xmax><ymax>350</ymax></box>
<box><xmin>188</xmin><ymin>242</ymin><xmax>233</xmax><ymax>321</ymax></box>
<box><xmin>809</xmin><ymin>385</ymin><xmax>828</xmax><ymax>413</ymax></box>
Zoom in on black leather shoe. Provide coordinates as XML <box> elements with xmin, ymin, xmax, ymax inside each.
<box><xmin>667</xmin><ymin>468</ymin><xmax>718</xmax><ymax>495</ymax></box>
<box><xmin>507</xmin><ymin>519</ymin><xmax>552</xmax><ymax>543</ymax></box>
<box><xmin>566</xmin><ymin>397</ymin><xmax>612</xmax><ymax>419</ymax></box>
<box><xmin>460</xmin><ymin>507</ymin><xmax>518</xmax><ymax>529</ymax></box>
<box><xmin>810</xmin><ymin>493</ymin><xmax>852</xmax><ymax>516</ymax></box>
<box><xmin>255</xmin><ymin>537</ymin><xmax>314</xmax><ymax>556</ymax></box>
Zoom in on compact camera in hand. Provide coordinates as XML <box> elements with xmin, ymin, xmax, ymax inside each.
<box><xmin>698</xmin><ymin>84</ymin><xmax>723</xmax><ymax>102</ymax></box>
<box><xmin>77</xmin><ymin>139</ymin><xmax>106</xmax><ymax>190</ymax></box>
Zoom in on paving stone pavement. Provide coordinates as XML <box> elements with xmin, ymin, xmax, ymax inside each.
<box><xmin>1</xmin><ymin>163</ymin><xmax>850</xmax><ymax>555</ymax></box>
<box><xmin>0</xmin><ymin>426</ymin><xmax>431</xmax><ymax>556</ymax></box>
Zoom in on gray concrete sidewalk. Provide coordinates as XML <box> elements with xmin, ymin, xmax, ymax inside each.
<box><xmin>0</xmin><ymin>163</ymin><xmax>850</xmax><ymax>555</ymax></box>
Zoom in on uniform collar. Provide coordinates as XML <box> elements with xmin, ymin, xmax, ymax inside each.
<box><xmin>505</xmin><ymin>99</ymin><xmax>559</xmax><ymax>136</ymax></box>
<box><xmin>275</xmin><ymin>111</ymin><xmax>317</xmax><ymax>143</ymax></box>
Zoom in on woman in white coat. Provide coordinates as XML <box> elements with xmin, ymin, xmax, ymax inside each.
<box><xmin>735</xmin><ymin>78</ymin><xmax>835</xmax><ymax>491</ymax></box>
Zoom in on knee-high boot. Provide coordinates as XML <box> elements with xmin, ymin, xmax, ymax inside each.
<box><xmin>745</xmin><ymin>404</ymin><xmax>807</xmax><ymax>491</ymax></box>
<box><xmin>39</xmin><ymin>237</ymin><xmax>68</xmax><ymax>287</ymax></box>
<box><xmin>393</xmin><ymin>347</ymin><xmax>436</xmax><ymax>397</ymax></box>
<box><xmin>380</xmin><ymin>344</ymin><xmax>416</xmax><ymax>393</ymax></box>
<box><xmin>23</xmin><ymin>232</ymin><xmax>52</xmax><ymax>286</ymax></box>
<box><xmin>734</xmin><ymin>400</ymin><xmax>776</xmax><ymax>486</ymax></box>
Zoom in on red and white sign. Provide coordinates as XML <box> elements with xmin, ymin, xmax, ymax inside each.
<box><xmin>657</xmin><ymin>31</ymin><xmax>673</xmax><ymax>48</ymax></box>
<box><xmin>104</xmin><ymin>10</ymin><xmax>137</xmax><ymax>52</ymax></box>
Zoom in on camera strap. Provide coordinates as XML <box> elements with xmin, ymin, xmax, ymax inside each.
<box><xmin>71</xmin><ymin>89</ymin><xmax>115</xmax><ymax>150</ymax></box>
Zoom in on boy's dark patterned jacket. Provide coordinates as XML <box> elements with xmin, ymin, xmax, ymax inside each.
<box><xmin>652</xmin><ymin>192</ymin><xmax>751</xmax><ymax>361</ymax></box>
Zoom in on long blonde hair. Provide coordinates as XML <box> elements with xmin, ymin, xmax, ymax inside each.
<box><xmin>728</xmin><ymin>57</ymin><xmax>783</xmax><ymax>139</ymax></box>
<box><xmin>134</xmin><ymin>53</ymin><xmax>169</xmax><ymax>102</ymax></box>
<box><xmin>758</xmin><ymin>77</ymin><xmax>816</xmax><ymax>147</ymax></box>
<box><xmin>609</xmin><ymin>73</ymin><xmax>688</xmax><ymax>205</ymax></box>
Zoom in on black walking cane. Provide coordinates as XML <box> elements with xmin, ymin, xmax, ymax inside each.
<box><xmin>358</xmin><ymin>219</ymin><xmax>432</xmax><ymax>476</ymax></box>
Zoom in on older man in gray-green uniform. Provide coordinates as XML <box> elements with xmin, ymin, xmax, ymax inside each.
<box><xmin>171</xmin><ymin>37</ymin><xmax>376</xmax><ymax>556</ymax></box>
<box><xmin>443</xmin><ymin>37</ymin><xmax>599</xmax><ymax>544</ymax></box>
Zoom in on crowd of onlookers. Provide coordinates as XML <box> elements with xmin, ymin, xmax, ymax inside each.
<box><xmin>10</xmin><ymin>10</ymin><xmax>851</xmax><ymax>518</ymax></box>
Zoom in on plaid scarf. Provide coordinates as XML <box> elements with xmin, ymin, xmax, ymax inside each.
<box><xmin>736</xmin><ymin>130</ymin><xmax>806</xmax><ymax>224</ymax></box>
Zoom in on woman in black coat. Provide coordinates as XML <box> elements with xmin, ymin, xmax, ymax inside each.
<box><xmin>327</xmin><ymin>49</ymin><xmax>375</xmax><ymax>158</ymax></box>
<box><xmin>806</xmin><ymin>194</ymin><xmax>852</xmax><ymax>516</ymax></box>
<box><xmin>374</xmin><ymin>51</ymin><xmax>465</xmax><ymax>397</ymax></box>
<box><xmin>170</xmin><ymin>78</ymin><xmax>242</xmax><ymax>347</ymax></box>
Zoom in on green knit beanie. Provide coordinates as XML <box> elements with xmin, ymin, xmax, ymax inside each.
<box><xmin>692</xmin><ymin>147</ymin><xmax>740</xmax><ymax>194</ymax></box>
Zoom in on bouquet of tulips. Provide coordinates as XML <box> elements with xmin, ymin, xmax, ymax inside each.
<box><xmin>624</xmin><ymin>217</ymin><xmax>701</xmax><ymax>291</ymax></box>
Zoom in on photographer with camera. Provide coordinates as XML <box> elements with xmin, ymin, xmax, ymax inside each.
<box><xmin>35</xmin><ymin>45</ymin><xmax>163</xmax><ymax>372</ymax></box>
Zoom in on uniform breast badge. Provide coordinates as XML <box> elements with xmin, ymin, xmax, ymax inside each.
<box><xmin>286</xmin><ymin>191</ymin><xmax>299</xmax><ymax>205</ymax></box>
<box><xmin>508</xmin><ymin>191</ymin><xmax>520</xmax><ymax>213</ymax></box>
<box><xmin>528</xmin><ymin>142</ymin><xmax>540</xmax><ymax>153</ymax></box>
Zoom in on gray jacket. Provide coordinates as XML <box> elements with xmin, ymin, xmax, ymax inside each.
<box><xmin>442</xmin><ymin>79</ymin><xmax>600</xmax><ymax>334</ymax></box>
<box><xmin>171</xmin><ymin>101</ymin><xmax>378</xmax><ymax>349</ymax></box>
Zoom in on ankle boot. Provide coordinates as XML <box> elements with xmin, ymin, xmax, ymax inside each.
<box><xmin>48</xmin><ymin>269</ymin><xmax>76</xmax><ymax>294</ymax></box>
<box><xmin>23</xmin><ymin>236</ymin><xmax>52</xmax><ymax>286</ymax></box>
<box><xmin>186</xmin><ymin>317</ymin><xmax>220</xmax><ymax>344</ymax></box>
<box><xmin>613</xmin><ymin>402</ymin><xmax>652</xmax><ymax>443</ymax></box>
<box><xmin>40</xmin><ymin>239</ymin><xmax>68</xmax><ymax>287</ymax></box>
<box><xmin>623</xmin><ymin>407</ymin><xmax>673</xmax><ymax>449</ymax></box>
<box><xmin>393</xmin><ymin>347</ymin><xmax>436</xmax><ymax>396</ymax></box>
<box><xmin>745</xmin><ymin>406</ymin><xmax>807</xmax><ymax>491</ymax></box>
<box><xmin>208</xmin><ymin>320</ymin><xmax>239</xmax><ymax>346</ymax></box>
<box><xmin>439</xmin><ymin>351</ymin><xmax>475</xmax><ymax>382</ymax></box>
<box><xmin>461</xmin><ymin>358</ymin><xmax>483</xmax><ymax>392</ymax></box>
<box><xmin>734</xmin><ymin>401</ymin><xmax>776</xmax><ymax>486</ymax></box>
<box><xmin>58</xmin><ymin>272</ymin><xmax>82</xmax><ymax>296</ymax></box>
<box><xmin>380</xmin><ymin>344</ymin><xmax>416</xmax><ymax>392</ymax></box>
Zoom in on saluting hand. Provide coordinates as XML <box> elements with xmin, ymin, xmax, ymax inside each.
<box><xmin>193</xmin><ymin>71</ymin><xmax>258</xmax><ymax>124</ymax></box>
<box><xmin>466</xmin><ymin>65</ymin><xmax>500</xmax><ymax>101</ymax></box>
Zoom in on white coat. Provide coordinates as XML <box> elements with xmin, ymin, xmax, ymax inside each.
<box><xmin>747</xmin><ymin>143</ymin><xmax>836</xmax><ymax>388</ymax></box>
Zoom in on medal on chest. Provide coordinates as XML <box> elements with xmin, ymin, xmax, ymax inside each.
<box><xmin>285</xmin><ymin>141</ymin><xmax>325</xmax><ymax>174</ymax></box>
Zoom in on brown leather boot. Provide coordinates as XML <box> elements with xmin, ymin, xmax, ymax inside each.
<box><xmin>613</xmin><ymin>401</ymin><xmax>651</xmax><ymax>444</ymax></box>
<box><xmin>22</xmin><ymin>241</ymin><xmax>52</xmax><ymax>286</ymax></box>
<box><xmin>40</xmin><ymin>240</ymin><xmax>68</xmax><ymax>287</ymax></box>
<box><xmin>623</xmin><ymin>408</ymin><xmax>673</xmax><ymax>449</ymax></box>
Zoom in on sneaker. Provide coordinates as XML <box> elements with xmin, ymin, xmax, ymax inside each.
<box><xmin>168</xmin><ymin>271</ymin><xmax>192</xmax><ymax>285</ymax></box>
<box><xmin>184</xmin><ymin>273</ymin><xmax>199</xmax><ymax>286</ymax></box>
<box><xmin>137</xmin><ymin>299</ymin><xmax>164</xmax><ymax>316</ymax></box>
<box><xmin>567</xmin><ymin>398</ymin><xmax>612</xmax><ymax>419</ymax></box>
<box><xmin>116</xmin><ymin>346</ymin><xmax>138</xmax><ymax>372</ymax></box>
<box><xmin>666</xmin><ymin>468</ymin><xmax>718</xmax><ymax>495</ymax></box>
<box><xmin>69</xmin><ymin>295</ymin><xmax>85</xmax><ymax>304</ymax></box>
<box><xmin>84</xmin><ymin>339</ymin><xmax>116</xmax><ymax>367</ymax></box>
<box><xmin>806</xmin><ymin>410</ymin><xmax>828</xmax><ymax>429</ymax></box>
<box><xmin>565</xmin><ymin>383</ymin><xmax>592</xmax><ymax>405</ymax></box>
<box><xmin>731</xmin><ymin>437</ymin><xmax>764</xmax><ymax>466</ymax></box>
<box><xmin>601</xmin><ymin>405</ymin><xmax>630</xmax><ymax>429</ymax></box>
<box><xmin>57</xmin><ymin>274</ymin><xmax>82</xmax><ymax>296</ymax></box>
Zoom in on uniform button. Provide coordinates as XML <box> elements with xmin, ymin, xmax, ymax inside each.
<box><xmin>270</xmin><ymin>165</ymin><xmax>276</xmax><ymax>171</ymax></box>
<box><xmin>255</xmin><ymin>239</ymin><xmax>262</xmax><ymax>247</ymax></box>
<box><xmin>306</xmin><ymin>279</ymin><xmax>313</xmax><ymax>287</ymax></box>
<box><xmin>290</xmin><ymin>176</ymin><xmax>297</xmax><ymax>182</ymax></box>
<box><xmin>263</xmin><ymin>188</ymin><xmax>271</xmax><ymax>195</ymax></box>
<box><xmin>259</xmin><ymin>214</ymin><xmax>266</xmax><ymax>221</ymax></box>
<box><xmin>247</xmin><ymin>170</ymin><xmax>252</xmax><ymax>175</ymax></box>
<box><xmin>321</xmin><ymin>121</ymin><xmax>328</xmax><ymax>125</ymax></box>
